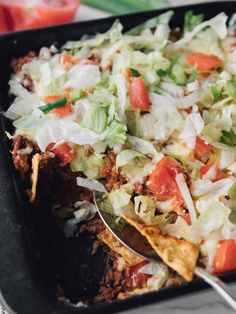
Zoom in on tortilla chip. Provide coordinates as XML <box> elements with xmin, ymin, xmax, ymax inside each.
<box><xmin>98</xmin><ymin>228</ymin><xmax>144</xmax><ymax>266</ymax></box>
<box><xmin>118</xmin><ymin>287</ymin><xmax>148</xmax><ymax>299</ymax></box>
<box><xmin>122</xmin><ymin>215</ymin><xmax>199</xmax><ymax>281</ymax></box>
<box><xmin>30</xmin><ymin>153</ymin><xmax>41</xmax><ymax>203</ymax></box>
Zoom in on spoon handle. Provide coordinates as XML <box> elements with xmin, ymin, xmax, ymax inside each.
<box><xmin>195</xmin><ymin>267</ymin><xmax>236</xmax><ymax>310</ymax></box>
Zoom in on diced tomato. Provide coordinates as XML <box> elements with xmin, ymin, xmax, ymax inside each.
<box><xmin>194</xmin><ymin>136</ymin><xmax>213</xmax><ymax>159</ymax></box>
<box><xmin>147</xmin><ymin>157</ymin><xmax>184</xmax><ymax>209</ymax></box>
<box><xmin>125</xmin><ymin>68</ymin><xmax>133</xmax><ymax>84</ymax></box>
<box><xmin>213</xmin><ymin>240</ymin><xmax>236</xmax><ymax>274</ymax></box>
<box><xmin>182</xmin><ymin>107</ymin><xmax>192</xmax><ymax>114</ymax></box>
<box><xmin>184</xmin><ymin>212</ymin><xmax>192</xmax><ymax>225</ymax></box>
<box><xmin>43</xmin><ymin>95</ymin><xmax>71</xmax><ymax>116</ymax></box>
<box><xmin>0</xmin><ymin>0</ymin><xmax>79</xmax><ymax>32</ymax></box>
<box><xmin>61</xmin><ymin>54</ymin><xmax>78</xmax><ymax>65</ymax></box>
<box><xmin>0</xmin><ymin>6</ymin><xmax>10</xmax><ymax>33</ymax></box>
<box><xmin>230</xmin><ymin>43</ymin><xmax>236</xmax><ymax>51</ymax></box>
<box><xmin>187</xmin><ymin>53</ymin><xmax>222</xmax><ymax>73</ymax></box>
<box><xmin>52</xmin><ymin>102</ymin><xmax>71</xmax><ymax>116</ymax></box>
<box><xmin>129</xmin><ymin>76</ymin><xmax>150</xmax><ymax>111</ymax></box>
<box><xmin>44</xmin><ymin>95</ymin><xmax>65</xmax><ymax>103</ymax></box>
<box><xmin>200</xmin><ymin>161</ymin><xmax>226</xmax><ymax>182</ymax></box>
<box><xmin>126</xmin><ymin>261</ymin><xmax>150</xmax><ymax>289</ymax></box>
<box><xmin>51</xmin><ymin>142</ymin><xmax>74</xmax><ymax>165</ymax></box>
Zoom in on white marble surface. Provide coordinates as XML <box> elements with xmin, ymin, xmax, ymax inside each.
<box><xmin>1</xmin><ymin>1</ymin><xmax>236</xmax><ymax>313</ymax></box>
<box><xmin>122</xmin><ymin>285</ymin><xmax>236</xmax><ymax>313</ymax></box>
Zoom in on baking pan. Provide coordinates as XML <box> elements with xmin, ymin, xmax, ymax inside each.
<box><xmin>1</xmin><ymin>2</ymin><xmax>236</xmax><ymax>314</ymax></box>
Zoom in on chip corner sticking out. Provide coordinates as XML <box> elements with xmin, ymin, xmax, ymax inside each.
<box><xmin>122</xmin><ymin>214</ymin><xmax>199</xmax><ymax>281</ymax></box>
<box><xmin>98</xmin><ymin>228</ymin><xmax>144</xmax><ymax>266</ymax></box>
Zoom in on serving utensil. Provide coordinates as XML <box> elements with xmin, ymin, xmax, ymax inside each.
<box><xmin>93</xmin><ymin>190</ymin><xmax>236</xmax><ymax>311</ymax></box>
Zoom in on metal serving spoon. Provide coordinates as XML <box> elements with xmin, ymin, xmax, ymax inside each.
<box><xmin>93</xmin><ymin>190</ymin><xmax>236</xmax><ymax>311</ymax></box>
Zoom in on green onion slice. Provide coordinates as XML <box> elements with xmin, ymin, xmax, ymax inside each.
<box><xmin>39</xmin><ymin>97</ymin><xmax>67</xmax><ymax>114</ymax></box>
<box><xmin>130</xmin><ymin>68</ymin><xmax>141</xmax><ymax>77</ymax></box>
<box><xmin>156</xmin><ymin>69</ymin><xmax>167</xmax><ymax>77</ymax></box>
<box><xmin>210</xmin><ymin>84</ymin><xmax>221</xmax><ymax>101</ymax></box>
<box><xmin>220</xmin><ymin>130</ymin><xmax>236</xmax><ymax>147</ymax></box>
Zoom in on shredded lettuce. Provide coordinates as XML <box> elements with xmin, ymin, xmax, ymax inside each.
<box><xmin>116</xmin><ymin>149</ymin><xmax>144</xmax><ymax>171</ymax></box>
<box><xmin>36</xmin><ymin>118</ymin><xmax>107</xmax><ymax>152</ymax></box>
<box><xmin>172</xmin><ymin>12</ymin><xmax>228</xmax><ymax>49</ymax></box>
<box><xmin>129</xmin><ymin>50</ymin><xmax>170</xmax><ymax>85</ymax></box>
<box><xmin>113</xmin><ymin>73</ymin><xmax>127</xmax><ymax>122</ymax></box>
<box><xmin>222</xmin><ymin>218</ymin><xmax>236</xmax><ymax>239</ymax></box>
<box><xmin>175</xmin><ymin>173</ymin><xmax>197</xmax><ymax>224</ymax></box>
<box><xmin>127</xmin><ymin>135</ymin><xmax>159</xmax><ymax>156</ymax></box>
<box><xmin>67</xmin><ymin>64</ymin><xmax>101</xmax><ymax>90</ymax></box>
<box><xmin>219</xmin><ymin>150</ymin><xmax>235</xmax><ymax>169</ymax></box>
<box><xmin>150</xmin><ymin>91</ymin><xmax>200</xmax><ymax>110</ymax></box>
<box><xmin>200</xmin><ymin>229</ymin><xmax>222</xmax><ymax>272</ymax></box>
<box><xmin>76</xmin><ymin>177</ymin><xmax>107</xmax><ymax>192</ymax></box>
<box><xmin>127</xmin><ymin>11</ymin><xmax>174</xmax><ymax>35</ymax></box>
<box><xmin>62</xmin><ymin>20</ymin><xmax>123</xmax><ymax>50</ymax></box>
<box><xmin>196</xmin><ymin>201</ymin><xmax>231</xmax><ymax>236</ymax></box>
<box><xmin>109</xmin><ymin>185</ymin><xmax>133</xmax><ymax>216</ymax></box>
<box><xmin>64</xmin><ymin>201</ymin><xmax>97</xmax><ymax>237</ymax></box>
<box><xmin>105</xmin><ymin>120</ymin><xmax>127</xmax><ymax>148</ymax></box>
<box><xmin>134</xmin><ymin>195</ymin><xmax>176</xmax><ymax>226</ymax></box>
<box><xmin>70</xmin><ymin>146</ymin><xmax>104</xmax><ymax>179</ymax></box>
<box><xmin>179</xmin><ymin>106</ymin><xmax>204</xmax><ymax>149</ymax></box>
<box><xmin>229</xmin><ymin>180</ymin><xmax>236</xmax><ymax>200</ymax></box>
<box><xmin>146</xmin><ymin>265</ymin><xmax>169</xmax><ymax>291</ymax></box>
<box><xmin>44</xmin><ymin>73</ymin><xmax>69</xmax><ymax>96</ymax></box>
<box><xmin>201</xmin><ymin>122</ymin><xmax>236</xmax><ymax>153</ymax></box>
<box><xmin>165</xmin><ymin>216</ymin><xmax>200</xmax><ymax>244</ymax></box>
<box><xmin>183</xmin><ymin>10</ymin><xmax>204</xmax><ymax>34</ymax></box>
<box><xmin>148</xmin><ymin>94</ymin><xmax>183</xmax><ymax>141</ymax></box>
<box><xmin>5</xmin><ymin>81</ymin><xmax>40</xmax><ymax>120</ymax></box>
<box><xmin>134</xmin><ymin>195</ymin><xmax>156</xmax><ymax>225</ymax></box>
<box><xmin>191</xmin><ymin>177</ymin><xmax>234</xmax><ymax>197</ymax></box>
<box><xmin>81</xmin><ymin>104</ymin><xmax>107</xmax><ymax>134</ymax></box>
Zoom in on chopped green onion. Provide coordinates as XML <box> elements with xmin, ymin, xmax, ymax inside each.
<box><xmin>169</xmin><ymin>56</ymin><xmax>180</xmax><ymax>70</ymax></box>
<box><xmin>156</xmin><ymin>69</ymin><xmax>167</xmax><ymax>77</ymax></box>
<box><xmin>186</xmin><ymin>68</ymin><xmax>198</xmax><ymax>83</ymax></box>
<box><xmin>183</xmin><ymin>10</ymin><xmax>204</xmax><ymax>34</ymax></box>
<box><xmin>220</xmin><ymin>130</ymin><xmax>236</xmax><ymax>147</ymax></box>
<box><xmin>168</xmin><ymin>73</ymin><xmax>176</xmax><ymax>81</ymax></box>
<box><xmin>130</xmin><ymin>68</ymin><xmax>141</xmax><ymax>77</ymax></box>
<box><xmin>210</xmin><ymin>84</ymin><xmax>222</xmax><ymax>101</ymax></box>
<box><xmin>226</xmin><ymin>79</ymin><xmax>236</xmax><ymax>99</ymax></box>
<box><xmin>68</xmin><ymin>48</ymin><xmax>80</xmax><ymax>56</ymax></box>
<box><xmin>127</xmin><ymin>10</ymin><xmax>174</xmax><ymax>35</ymax></box>
<box><xmin>39</xmin><ymin>97</ymin><xmax>67</xmax><ymax>114</ymax></box>
<box><xmin>70</xmin><ymin>89</ymin><xmax>82</xmax><ymax>102</ymax></box>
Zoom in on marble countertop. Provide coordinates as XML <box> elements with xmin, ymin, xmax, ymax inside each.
<box><xmin>122</xmin><ymin>284</ymin><xmax>236</xmax><ymax>313</ymax></box>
